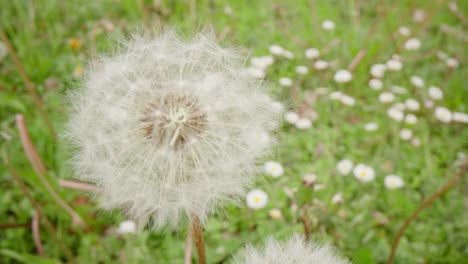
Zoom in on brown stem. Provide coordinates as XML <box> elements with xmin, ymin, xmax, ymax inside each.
<box><xmin>191</xmin><ymin>214</ymin><xmax>206</xmax><ymax>264</ymax></box>
<box><xmin>347</xmin><ymin>49</ymin><xmax>366</xmax><ymax>72</ymax></box>
<box><xmin>0</xmin><ymin>28</ymin><xmax>55</xmax><ymax>137</ymax></box>
<box><xmin>386</xmin><ymin>160</ymin><xmax>467</xmax><ymax>264</ymax></box>
<box><xmin>0</xmin><ymin>223</ymin><xmax>30</xmax><ymax>229</ymax></box>
<box><xmin>16</xmin><ymin>114</ymin><xmax>85</xmax><ymax>227</ymax></box>
<box><xmin>185</xmin><ymin>223</ymin><xmax>193</xmax><ymax>264</ymax></box>
<box><xmin>3</xmin><ymin>151</ymin><xmax>75</xmax><ymax>262</ymax></box>
<box><xmin>59</xmin><ymin>179</ymin><xmax>98</xmax><ymax>192</ymax></box>
<box><xmin>301</xmin><ymin>206</ymin><xmax>311</xmax><ymax>240</ymax></box>
<box><xmin>32</xmin><ymin>211</ymin><xmax>45</xmax><ymax>257</ymax></box>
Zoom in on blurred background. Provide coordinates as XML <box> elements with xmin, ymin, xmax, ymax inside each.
<box><xmin>0</xmin><ymin>0</ymin><xmax>467</xmax><ymax>263</ymax></box>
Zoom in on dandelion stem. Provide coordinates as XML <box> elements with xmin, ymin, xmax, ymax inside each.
<box><xmin>32</xmin><ymin>210</ymin><xmax>46</xmax><ymax>257</ymax></box>
<box><xmin>386</xmin><ymin>158</ymin><xmax>467</xmax><ymax>264</ymax></box>
<box><xmin>3</xmin><ymin>152</ymin><xmax>75</xmax><ymax>262</ymax></box>
<box><xmin>185</xmin><ymin>223</ymin><xmax>193</xmax><ymax>264</ymax></box>
<box><xmin>191</xmin><ymin>214</ymin><xmax>207</xmax><ymax>264</ymax></box>
<box><xmin>0</xmin><ymin>28</ymin><xmax>55</xmax><ymax>138</ymax></box>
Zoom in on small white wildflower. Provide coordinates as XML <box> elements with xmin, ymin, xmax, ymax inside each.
<box><xmin>329</xmin><ymin>91</ymin><xmax>343</xmax><ymax>100</ymax></box>
<box><xmin>391</xmin><ymin>86</ymin><xmax>407</xmax><ymax>94</ymax></box>
<box><xmin>302</xmin><ymin>174</ymin><xmax>317</xmax><ymax>186</ymax></box>
<box><xmin>117</xmin><ymin>220</ymin><xmax>137</xmax><ymax>235</ymax></box>
<box><xmin>295</xmin><ymin>118</ymin><xmax>312</xmax><ymax>130</ymax></box>
<box><xmin>410</xmin><ymin>76</ymin><xmax>424</xmax><ymax>88</ymax></box>
<box><xmin>399</xmin><ymin>128</ymin><xmax>413</xmax><ymax>140</ymax></box>
<box><xmin>405</xmin><ymin>99</ymin><xmax>420</xmax><ymax>111</ymax></box>
<box><xmin>246</xmin><ymin>67</ymin><xmax>266</xmax><ymax>79</ymax></box>
<box><xmin>251</xmin><ymin>56</ymin><xmax>274</xmax><ymax>69</ymax></box>
<box><xmin>453</xmin><ymin>112</ymin><xmax>468</xmax><ymax>123</ymax></box>
<box><xmin>435</xmin><ymin>107</ymin><xmax>452</xmax><ymax>123</ymax></box>
<box><xmin>370</xmin><ymin>64</ymin><xmax>387</xmax><ymax>78</ymax></box>
<box><xmin>282</xmin><ymin>50</ymin><xmax>295</xmax><ymax>59</ymax></box>
<box><xmin>446</xmin><ymin>58</ymin><xmax>459</xmax><ymax>68</ymax></box>
<box><xmin>284</xmin><ymin>111</ymin><xmax>299</xmax><ymax>125</ymax></box>
<box><xmin>404</xmin><ymin>38</ymin><xmax>421</xmax><ymax>50</ymax></box>
<box><xmin>246</xmin><ymin>189</ymin><xmax>268</xmax><ymax>209</ymax></box>
<box><xmin>305</xmin><ymin>48</ymin><xmax>320</xmax><ymax>59</ymax></box>
<box><xmin>428</xmin><ymin>86</ymin><xmax>443</xmax><ymax>100</ymax></box>
<box><xmin>387</xmin><ymin>108</ymin><xmax>404</xmax><ymax>122</ymax></box>
<box><xmin>234</xmin><ymin>235</ymin><xmax>350</xmax><ymax>264</ymax></box>
<box><xmin>340</xmin><ymin>95</ymin><xmax>356</xmax><ymax>106</ymax></box>
<box><xmin>314</xmin><ymin>184</ymin><xmax>326</xmax><ymax>191</ymax></box>
<box><xmin>424</xmin><ymin>100</ymin><xmax>434</xmax><ymax>109</ymax></box>
<box><xmin>353</xmin><ymin>164</ymin><xmax>375</xmax><ymax>183</ymax></box>
<box><xmin>313</xmin><ymin>60</ymin><xmax>328</xmax><ymax>70</ymax></box>
<box><xmin>392</xmin><ymin>102</ymin><xmax>406</xmax><ymax>111</ymax></box>
<box><xmin>331</xmin><ymin>193</ymin><xmax>344</xmax><ymax>205</ymax></box>
<box><xmin>337</xmin><ymin>159</ymin><xmax>353</xmax><ymax>175</ymax></box>
<box><xmin>295</xmin><ymin>65</ymin><xmax>309</xmax><ymax>75</ymax></box>
<box><xmin>369</xmin><ymin>79</ymin><xmax>383</xmax><ymax>90</ymax></box>
<box><xmin>404</xmin><ymin>114</ymin><xmax>418</xmax><ymax>124</ymax></box>
<box><xmin>364</xmin><ymin>122</ymin><xmax>378</xmax><ymax>131</ymax></box>
<box><xmin>279</xmin><ymin>77</ymin><xmax>293</xmax><ymax>87</ymax></box>
<box><xmin>334</xmin><ymin>70</ymin><xmax>352</xmax><ymax>83</ymax></box>
<box><xmin>269</xmin><ymin>45</ymin><xmax>285</xmax><ymax>56</ymax></box>
<box><xmin>322</xmin><ymin>20</ymin><xmax>335</xmax><ymax>30</ymax></box>
<box><xmin>264</xmin><ymin>161</ymin><xmax>284</xmax><ymax>177</ymax></box>
<box><xmin>384</xmin><ymin>175</ymin><xmax>404</xmax><ymax>189</ymax></box>
<box><xmin>412</xmin><ymin>9</ymin><xmax>426</xmax><ymax>22</ymax></box>
<box><xmin>269</xmin><ymin>208</ymin><xmax>282</xmax><ymax>219</ymax></box>
<box><xmin>379</xmin><ymin>92</ymin><xmax>395</xmax><ymax>103</ymax></box>
<box><xmin>398</xmin><ymin>26</ymin><xmax>411</xmax><ymax>36</ymax></box>
<box><xmin>387</xmin><ymin>59</ymin><xmax>402</xmax><ymax>71</ymax></box>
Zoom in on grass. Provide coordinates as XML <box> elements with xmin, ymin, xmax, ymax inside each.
<box><xmin>0</xmin><ymin>0</ymin><xmax>467</xmax><ymax>263</ymax></box>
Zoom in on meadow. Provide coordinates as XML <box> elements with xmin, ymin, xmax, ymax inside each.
<box><xmin>0</xmin><ymin>0</ymin><xmax>467</xmax><ymax>263</ymax></box>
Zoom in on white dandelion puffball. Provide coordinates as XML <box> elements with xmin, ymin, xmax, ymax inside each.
<box><xmin>284</xmin><ymin>111</ymin><xmax>299</xmax><ymax>125</ymax></box>
<box><xmin>453</xmin><ymin>112</ymin><xmax>468</xmax><ymax>123</ymax></box>
<box><xmin>313</xmin><ymin>60</ymin><xmax>328</xmax><ymax>70</ymax></box>
<box><xmin>353</xmin><ymin>164</ymin><xmax>375</xmax><ymax>182</ymax></box>
<box><xmin>334</xmin><ymin>70</ymin><xmax>352</xmax><ymax>83</ymax></box>
<box><xmin>410</xmin><ymin>76</ymin><xmax>424</xmax><ymax>88</ymax></box>
<box><xmin>384</xmin><ymin>175</ymin><xmax>404</xmax><ymax>190</ymax></box>
<box><xmin>364</xmin><ymin>122</ymin><xmax>378</xmax><ymax>131</ymax></box>
<box><xmin>246</xmin><ymin>189</ymin><xmax>268</xmax><ymax>209</ymax></box>
<box><xmin>66</xmin><ymin>31</ymin><xmax>280</xmax><ymax>228</ymax></box>
<box><xmin>337</xmin><ymin>159</ymin><xmax>353</xmax><ymax>175</ymax></box>
<box><xmin>405</xmin><ymin>99</ymin><xmax>420</xmax><ymax>111</ymax></box>
<box><xmin>399</xmin><ymin>128</ymin><xmax>413</xmax><ymax>141</ymax></box>
<box><xmin>379</xmin><ymin>92</ymin><xmax>395</xmax><ymax>103</ymax></box>
<box><xmin>428</xmin><ymin>86</ymin><xmax>443</xmax><ymax>100</ymax></box>
<box><xmin>404</xmin><ymin>114</ymin><xmax>418</xmax><ymax>125</ymax></box>
<box><xmin>295</xmin><ymin>65</ymin><xmax>309</xmax><ymax>75</ymax></box>
<box><xmin>388</xmin><ymin>108</ymin><xmax>404</xmax><ymax>122</ymax></box>
<box><xmin>398</xmin><ymin>26</ymin><xmax>411</xmax><ymax>36</ymax></box>
<box><xmin>435</xmin><ymin>107</ymin><xmax>452</xmax><ymax>123</ymax></box>
<box><xmin>295</xmin><ymin>118</ymin><xmax>312</xmax><ymax>130</ymax></box>
<box><xmin>279</xmin><ymin>77</ymin><xmax>293</xmax><ymax>87</ymax></box>
<box><xmin>386</xmin><ymin>59</ymin><xmax>402</xmax><ymax>71</ymax></box>
<box><xmin>232</xmin><ymin>234</ymin><xmax>350</xmax><ymax>264</ymax></box>
<box><xmin>117</xmin><ymin>220</ymin><xmax>137</xmax><ymax>235</ymax></box>
<box><xmin>264</xmin><ymin>161</ymin><xmax>284</xmax><ymax>177</ymax></box>
<box><xmin>404</xmin><ymin>38</ymin><xmax>421</xmax><ymax>50</ymax></box>
<box><xmin>369</xmin><ymin>79</ymin><xmax>383</xmax><ymax>90</ymax></box>
<box><xmin>322</xmin><ymin>20</ymin><xmax>336</xmax><ymax>30</ymax></box>
<box><xmin>305</xmin><ymin>48</ymin><xmax>320</xmax><ymax>59</ymax></box>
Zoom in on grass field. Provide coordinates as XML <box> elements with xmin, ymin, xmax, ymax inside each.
<box><xmin>0</xmin><ymin>0</ymin><xmax>467</xmax><ymax>263</ymax></box>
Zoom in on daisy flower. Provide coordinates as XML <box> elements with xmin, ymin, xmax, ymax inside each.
<box><xmin>388</xmin><ymin>108</ymin><xmax>404</xmax><ymax>122</ymax></box>
<box><xmin>405</xmin><ymin>99</ymin><xmax>420</xmax><ymax>111</ymax></box>
<box><xmin>410</xmin><ymin>76</ymin><xmax>424</xmax><ymax>88</ymax></box>
<box><xmin>379</xmin><ymin>92</ymin><xmax>395</xmax><ymax>103</ymax></box>
<box><xmin>446</xmin><ymin>58</ymin><xmax>459</xmax><ymax>68</ymax></box>
<box><xmin>428</xmin><ymin>86</ymin><xmax>443</xmax><ymax>100</ymax></box>
<box><xmin>305</xmin><ymin>48</ymin><xmax>320</xmax><ymax>59</ymax></box>
<box><xmin>398</xmin><ymin>26</ymin><xmax>411</xmax><ymax>36</ymax></box>
<box><xmin>264</xmin><ymin>161</ymin><xmax>284</xmax><ymax>177</ymax></box>
<box><xmin>284</xmin><ymin>111</ymin><xmax>299</xmax><ymax>125</ymax></box>
<box><xmin>435</xmin><ymin>107</ymin><xmax>452</xmax><ymax>123</ymax></box>
<box><xmin>404</xmin><ymin>38</ymin><xmax>421</xmax><ymax>50</ymax></box>
<box><xmin>399</xmin><ymin>128</ymin><xmax>413</xmax><ymax>140</ymax></box>
<box><xmin>246</xmin><ymin>189</ymin><xmax>268</xmax><ymax>209</ymax></box>
<box><xmin>404</xmin><ymin>114</ymin><xmax>418</xmax><ymax>124</ymax></box>
<box><xmin>353</xmin><ymin>164</ymin><xmax>375</xmax><ymax>182</ymax></box>
<box><xmin>117</xmin><ymin>220</ymin><xmax>137</xmax><ymax>235</ymax></box>
<box><xmin>269</xmin><ymin>208</ymin><xmax>282</xmax><ymax>219</ymax></box>
<box><xmin>334</xmin><ymin>70</ymin><xmax>352</xmax><ymax>83</ymax></box>
<box><xmin>279</xmin><ymin>77</ymin><xmax>293</xmax><ymax>87</ymax></box>
<box><xmin>386</xmin><ymin>59</ymin><xmax>402</xmax><ymax>71</ymax></box>
<box><xmin>295</xmin><ymin>118</ymin><xmax>312</xmax><ymax>130</ymax></box>
<box><xmin>331</xmin><ymin>193</ymin><xmax>344</xmax><ymax>205</ymax></box>
<box><xmin>364</xmin><ymin>122</ymin><xmax>378</xmax><ymax>131</ymax></box>
<box><xmin>321</xmin><ymin>20</ymin><xmax>335</xmax><ymax>30</ymax></box>
<box><xmin>295</xmin><ymin>65</ymin><xmax>309</xmax><ymax>75</ymax></box>
<box><xmin>370</xmin><ymin>64</ymin><xmax>386</xmax><ymax>78</ymax></box>
<box><xmin>453</xmin><ymin>112</ymin><xmax>468</xmax><ymax>123</ymax></box>
<box><xmin>337</xmin><ymin>159</ymin><xmax>353</xmax><ymax>175</ymax></box>
<box><xmin>340</xmin><ymin>95</ymin><xmax>356</xmax><ymax>106</ymax></box>
<box><xmin>369</xmin><ymin>79</ymin><xmax>383</xmax><ymax>90</ymax></box>
<box><xmin>251</xmin><ymin>56</ymin><xmax>274</xmax><ymax>69</ymax></box>
<box><xmin>313</xmin><ymin>60</ymin><xmax>328</xmax><ymax>70</ymax></box>
<box><xmin>384</xmin><ymin>175</ymin><xmax>404</xmax><ymax>190</ymax></box>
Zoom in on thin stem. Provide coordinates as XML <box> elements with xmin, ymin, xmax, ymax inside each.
<box><xmin>32</xmin><ymin>211</ymin><xmax>45</xmax><ymax>257</ymax></box>
<box><xmin>185</xmin><ymin>223</ymin><xmax>193</xmax><ymax>264</ymax></box>
<box><xmin>0</xmin><ymin>28</ymin><xmax>55</xmax><ymax>137</ymax></box>
<box><xmin>191</xmin><ymin>214</ymin><xmax>206</xmax><ymax>264</ymax></box>
<box><xmin>16</xmin><ymin>114</ymin><xmax>86</xmax><ymax>227</ymax></box>
<box><xmin>58</xmin><ymin>179</ymin><xmax>98</xmax><ymax>192</ymax></box>
<box><xmin>301</xmin><ymin>206</ymin><xmax>311</xmax><ymax>240</ymax></box>
<box><xmin>3</xmin><ymin>151</ymin><xmax>75</xmax><ymax>262</ymax></box>
<box><xmin>0</xmin><ymin>223</ymin><xmax>29</xmax><ymax>229</ymax></box>
<box><xmin>386</xmin><ymin>159</ymin><xmax>467</xmax><ymax>264</ymax></box>
<box><xmin>347</xmin><ymin>49</ymin><xmax>366</xmax><ymax>72</ymax></box>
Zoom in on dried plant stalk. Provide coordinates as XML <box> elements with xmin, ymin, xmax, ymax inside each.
<box><xmin>191</xmin><ymin>214</ymin><xmax>206</xmax><ymax>264</ymax></box>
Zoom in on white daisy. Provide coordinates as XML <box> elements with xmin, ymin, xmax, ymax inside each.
<box><xmin>379</xmin><ymin>92</ymin><xmax>395</xmax><ymax>103</ymax></box>
<box><xmin>279</xmin><ymin>77</ymin><xmax>293</xmax><ymax>87</ymax></box>
<box><xmin>251</xmin><ymin>56</ymin><xmax>274</xmax><ymax>69</ymax></box>
<box><xmin>340</xmin><ymin>95</ymin><xmax>356</xmax><ymax>106</ymax></box>
<box><xmin>453</xmin><ymin>112</ymin><xmax>468</xmax><ymax>123</ymax></box>
<box><xmin>404</xmin><ymin>114</ymin><xmax>418</xmax><ymax>124</ymax></box>
<box><xmin>313</xmin><ymin>60</ymin><xmax>328</xmax><ymax>70</ymax></box>
<box><xmin>295</xmin><ymin>65</ymin><xmax>309</xmax><ymax>75</ymax></box>
<box><xmin>398</xmin><ymin>26</ymin><xmax>411</xmax><ymax>36</ymax></box>
<box><xmin>246</xmin><ymin>189</ymin><xmax>268</xmax><ymax>209</ymax></box>
<box><xmin>322</xmin><ymin>20</ymin><xmax>335</xmax><ymax>30</ymax></box>
<box><xmin>364</xmin><ymin>122</ymin><xmax>378</xmax><ymax>131</ymax></box>
<box><xmin>424</xmin><ymin>100</ymin><xmax>434</xmax><ymax>109</ymax></box>
<box><xmin>369</xmin><ymin>79</ymin><xmax>383</xmax><ymax>90</ymax></box>
<box><xmin>412</xmin><ymin>9</ymin><xmax>426</xmax><ymax>23</ymax></box>
<box><xmin>269</xmin><ymin>208</ymin><xmax>282</xmax><ymax>219</ymax></box>
<box><xmin>353</xmin><ymin>164</ymin><xmax>375</xmax><ymax>182</ymax></box>
<box><xmin>117</xmin><ymin>220</ymin><xmax>137</xmax><ymax>235</ymax></box>
<box><xmin>384</xmin><ymin>175</ymin><xmax>404</xmax><ymax>189</ymax></box>
<box><xmin>435</xmin><ymin>107</ymin><xmax>452</xmax><ymax>123</ymax></box>
<box><xmin>264</xmin><ymin>161</ymin><xmax>284</xmax><ymax>177</ymax></box>
<box><xmin>329</xmin><ymin>91</ymin><xmax>343</xmax><ymax>100</ymax></box>
<box><xmin>386</xmin><ymin>59</ymin><xmax>402</xmax><ymax>71</ymax></box>
<box><xmin>410</xmin><ymin>76</ymin><xmax>424</xmax><ymax>88</ymax></box>
<box><xmin>269</xmin><ymin>45</ymin><xmax>285</xmax><ymax>56</ymax></box>
<box><xmin>284</xmin><ymin>111</ymin><xmax>299</xmax><ymax>125</ymax></box>
<box><xmin>370</xmin><ymin>64</ymin><xmax>387</xmax><ymax>78</ymax></box>
<box><xmin>334</xmin><ymin>70</ymin><xmax>352</xmax><ymax>83</ymax></box>
<box><xmin>404</xmin><ymin>38</ymin><xmax>421</xmax><ymax>50</ymax></box>
<box><xmin>305</xmin><ymin>48</ymin><xmax>320</xmax><ymax>59</ymax></box>
<box><xmin>337</xmin><ymin>159</ymin><xmax>354</xmax><ymax>175</ymax></box>
<box><xmin>446</xmin><ymin>58</ymin><xmax>459</xmax><ymax>68</ymax></box>
<box><xmin>295</xmin><ymin>118</ymin><xmax>312</xmax><ymax>130</ymax></box>
<box><xmin>399</xmin><ymin>128</ymin><xmax>413</xmax><ymax>140</ymax></box>
<box><xmin>387</xmin><ymin>108</ymin><xmax>404</xmax><ymax>122</ymax></box>
<box><xmin>331</xmin><ymin>193</ymin><xmax>344</xmax><ymax>204</ymax></box>
<box><xmin>428</xmin><ymin>86</ymin><xmax>443</xmax><ymax>100</ymax></box>
<box><xmin>405</xmin><ymin>99</ymin><xmax>420</xmax><ymax>111</ymax></box>
<box><xmin>390</xmin><ymin>86</ymin><xmax>407</xmax><ymax>94</ymax></box>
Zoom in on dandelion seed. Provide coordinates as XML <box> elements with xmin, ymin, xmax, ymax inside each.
<box><xmin>284</xmin><ymin>111</ymin><xmax>299</xmax><ymax>125</ymax></box>
<box><xmin>233</xmin><ymin>235</ymin><xmax>350</xmax><ymax>264</ymax></box>
<box><xmin>305</xmin><ymin>48</ymin><xmax>320</xmax><ymax>59</ymax></box>
<box><xmin>404</xmin><ymin>114</ymin><xmax>418</xmax><ymax>124</ymax></box>
<box><xmin>369</xmin><ymin>79</ymin><xmax>383</xmax><ymax>90</ymax></box>
<box><xmin>404</xmin><ymin>38</ymin><xmax>421</xmax><ymax>50</ymax></box>
<box><xmin>453</xmin><ymin>112</ymin><xmax>468</xmax><ymax>123</ymax></box>
<box><xmin>246</xmin><ymin>189</ymin><xmax>268</xmax><ymax>209</ymax></box>
<box><xmin>398</xmin><ymin>26</ymin><xmax>411</xmax><ymax>36</ymax></box>
<box><xmin>405</xmin><ymin>99</ymin><xmax>420</xmax><ymax>111</ymax></box>
<box><xmin>435</xmin><ymin>107</ymin><xmax>452</xmax><ymax>123</ymax></box>
<box><xmin>66</xmin><ymin>31</ymin><xmax>279</xmax><ymax>228</ymax></box>
<box><xmin>379</xmin><ymin>92</ymin><xmax>395</xmax><ymax>103</ymax></box>
<box><xmin>264</xmin><ymin>161</ymin><xmax>284</xmax><ymax>177</ymax></box>
<box><xmin>322</xmin><ymin>20</ymin><xmax>336</xmax><ymax>30</ymax></box>
<box><xmin>117</xmin><ymin>220</ymin><xmax>137</xmax><ymax>235</ymax></box>
<box><xmin>370</xmin><ymin>64</ymin><xmax>386</xmax><ymax>78</ymax></box>
<box><xmin>313</xmin><ymin>60</ymin><xmax>328</xmax><ymax>70</ymax></box>
<box><xmin>337</xmin><ymin>159</ymin><xmax>353</xmax><ymax>175</ymax></box>
<box><xmin>364</xmin><ymin>122</ymin><xmax>378</xmax><ymax>131</ymax></box>
<box><xmin>269</xmin><ymin>208</ymin><xmax>282</xmax><ymax>219</ymax></box>
<box><xmin>384</xmin><ymin>175</ymin><xmax>404</xmax><ymax>189</ymax></box>
<box><xmin>399</xmin><ymin>128</ymin><xmax>413</xmax><ymax>140</ymax></box>
<box><xmin>331</xmin><ymin>193</ymin><xmax>344</xmax><ymax>204</ymax></box>
<box><xmin>295</xmin><ymin>118</ymin><xmax>312</xmax><ymax>130</ymax></box>
<box><xmin>446</xmin><ymin>58</ymin><xmax>459</xmax><ymax>68</ymax></box>
<box><xmin>279</xmin><ymin>77</ymin><xmax>293</xmax><ymax>87</ymax></box>
<box><xmin>295</xmin><ymin>65</ymin><xmax>309</xmax><ymax>75</ymax></box>
<box><xmin>353</xmin><ymin>164</ymin><xmax>375</xmax><ymax>182</ymax></box>
<box><xmin>334</xmin><ymin>70</ymin><xmax>352</xmax><ymax>83</ymax></box>
<box><xmin>428</xmin><ymin>86</ymin><xmax>443</xmax><ymax>100</ymax></box>
<box><xmin>410</xmin><ymin>76</ymin><xmax>424</xmax><ymax>88</ymax></box>
<box><xmin>386</xmin><ymin>59</ymin><xmax>402</xmax><ymax>71</ymax></box>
